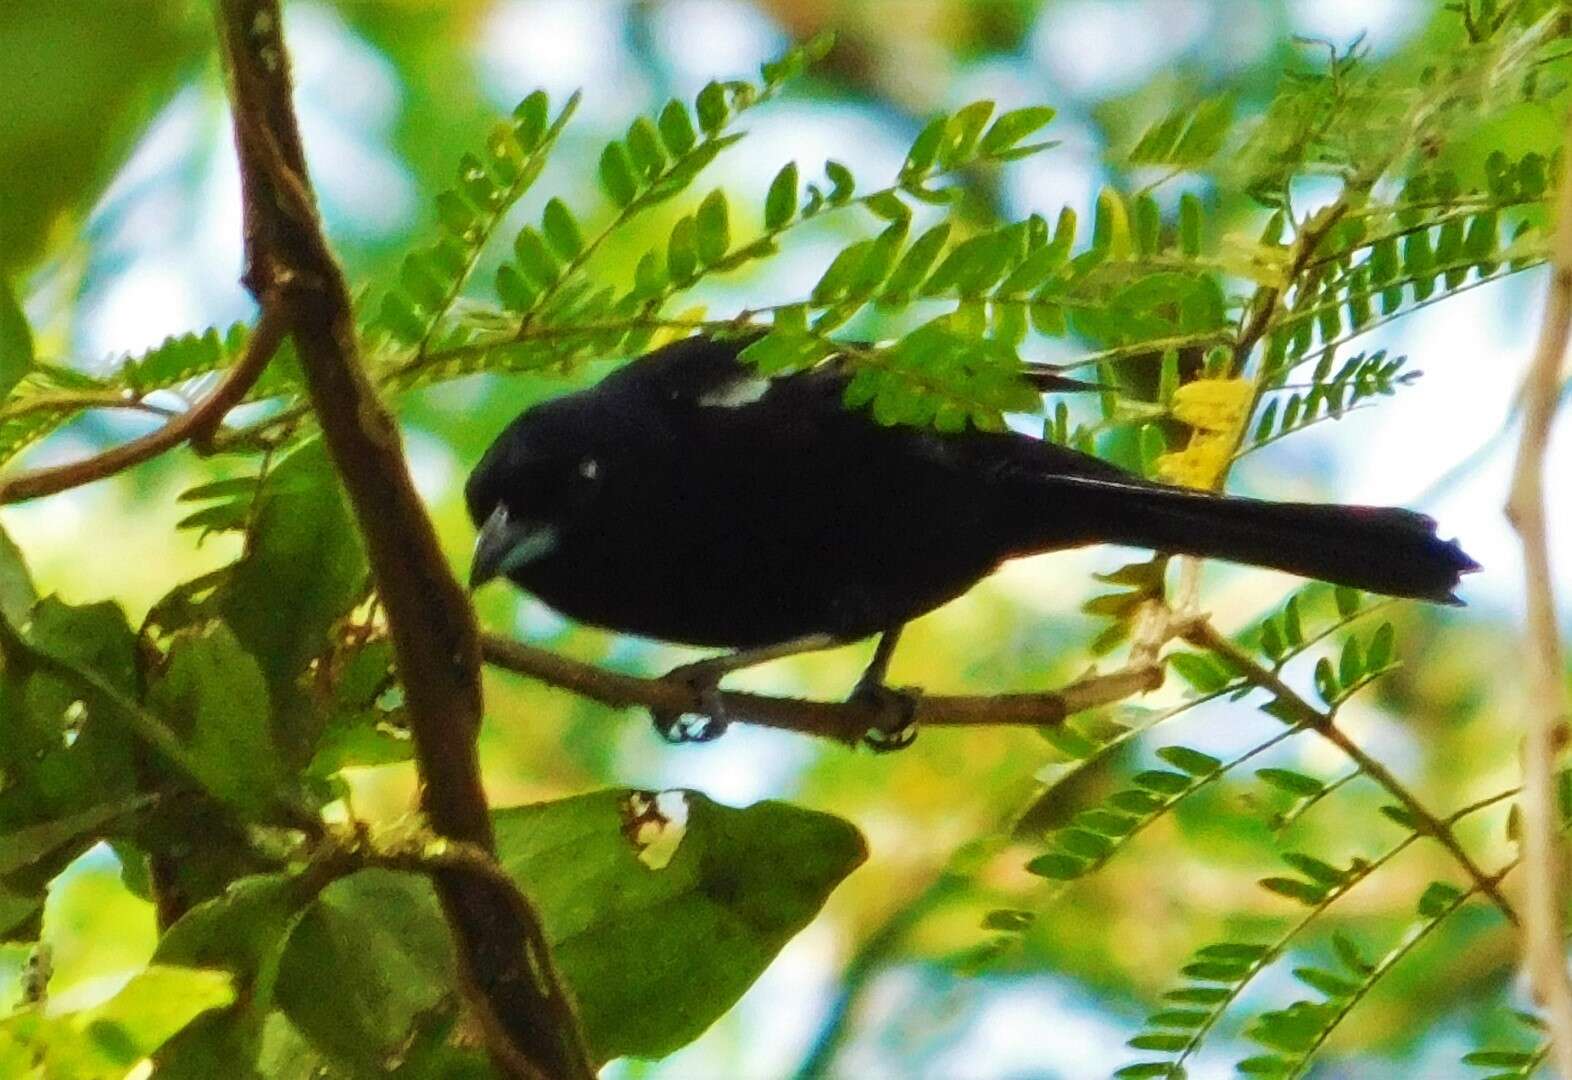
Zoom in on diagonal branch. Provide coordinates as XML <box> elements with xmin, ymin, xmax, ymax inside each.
<box><xmin>212</xmin><ymin>3</ymin><xmax>592</xmax><ymax>1077</ymax></box>
<box><xmin>1506</xmin><ymin>106</ymin><xmax>1572</xmax><ymax>1080</ymax></box>
<box><xmin>1188</xmin><ymin>620</ymin><xmax>1519</xmax><ymax>925</ymax></box>
<box><xmin>0</xmin><ymin>305</ymin><xmax>285</xmax><ymax>505</ymax></box>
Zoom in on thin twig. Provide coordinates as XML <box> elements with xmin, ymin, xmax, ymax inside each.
<box><xmin>1506</xmin><ymin>105</ymin><xmax>1572</xmax><ymax>1079</ymax></box>
<box><xmin>479</xmin><ymin>632</ymin><xmax>1165</xmax><ymax>743</ymax></box>
<box><xmin>213</xmin><ymin>3</ymin><xmax>593</xmax><ymax>1077</ymax></box>
<box><xmin>1188</xmin><ymin>620</ymin><xmax>1520</xmax><ymax>925</ymax></box>
<box><xmin>0</xmin><ymin>305</ymin><xmax>286</xmax><ymax>505</ymax></box>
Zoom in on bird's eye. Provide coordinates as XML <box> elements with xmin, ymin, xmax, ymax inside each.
<box><xmin>577</xmin><ymin>457</ymin><xmax>599</xmax><ymax>480</ymax></box>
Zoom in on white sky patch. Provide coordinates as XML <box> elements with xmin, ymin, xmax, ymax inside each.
<box><xmin>475</xmin><ymin>0</ymin><xmax>650</xmax><ymax>123</ymax></box>
<box><xmin>403</xmin><ymin>428</ymin><xmax>460</xmax><ymax>504</ymax></box>
<box><xmin>650</xmin><ymin>0</ymin><xmax>784</xmax><ymax>97</ymax></box>
<box><xmin>1031</xmin><ymin>0</ymin><xmax>1208</xmax><ymax>97</ymax></box>
<box><xmin>287</xmin><ymin>2</ymin><xmax>414</xmax><ymax>237</ymax></box>
<box><xmin>1288</xmin><ymin>0</ymin><xmax>1419</xmax><ymax>53</ymax></box>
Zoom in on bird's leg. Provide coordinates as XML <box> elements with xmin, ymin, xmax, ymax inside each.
<box><xmin>651</xmin><ymin>633</ymin><xmax>841</xmax><ymax>743</ymax></box>
<box><xmin>849</xmin><ymin>626</ymin><xmax>919</xmax><ymax>752</ymax></box>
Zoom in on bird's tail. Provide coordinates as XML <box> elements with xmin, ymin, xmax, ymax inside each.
<box><xmin>1038</xmin><ymin>476</ymin><xmax>1479</xmax><ymax>603</ymax></box>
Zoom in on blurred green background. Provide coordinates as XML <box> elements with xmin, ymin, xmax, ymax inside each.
<box><xmin>0</xmin><ymin>1</ymin><xmax>1564</xmax><ymax>1076</ymax></box>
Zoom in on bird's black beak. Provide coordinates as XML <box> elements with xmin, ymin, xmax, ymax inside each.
<box><xmin>469</xmin><ymin>505</ymin><xmax>557</xmax><ymax>591</ymax></box>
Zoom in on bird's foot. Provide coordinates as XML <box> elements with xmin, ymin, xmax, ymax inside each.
<box><xmin>650</xmin><ymin>663</ymin><xmax>732</xmax><ymax>744</ymax></box>
<box><xmin>850</xmin><ymin>680</ymin><xmax>919</xmax><ymax>752</ymax></box>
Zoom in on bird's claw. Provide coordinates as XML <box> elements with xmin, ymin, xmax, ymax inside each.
<box><xmin>850</xmin><ymin>681</ymin><xmax>919</xmax><ymax>752</ymax></box>
<box><xmin>650</xmin><ymin>667</ymin><xmax>731</xmax><ymax>743</ymax></box>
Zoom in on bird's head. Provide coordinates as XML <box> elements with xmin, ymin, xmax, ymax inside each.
<box><xmin>464</xmin><ymin>400</ymin><xmax>606</xmax><ymax>591</ymax></box>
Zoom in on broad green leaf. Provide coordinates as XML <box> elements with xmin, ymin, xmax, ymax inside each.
<box><xmin>0</xmin><ymin>2</ymin><xmax>201</xmax><ymax>273</ymax></box>
<box><xmin>0</xmin><ymin>795</ymin><xmax>148</xmax><ymax>879</ymax></box>
<box><xmin>0</xmin><ymin>278</ymin><xmax>32</xmax><ymax>399</ymax></box>
<box><xmin>215</xmin><ymin>440</ymin><xmax>368</xmax><ymax>704</ymax></box>
<box><xmin>503</xmin><ymin>790</ymin><xmax>864</xmax><ymax>1062</ymax></box>
<box><xmin>149</xmin><ymin>624</ymin><xmax>283</xmax><ymax>817</ymax></box>
<box><xmin>270</xmin><ymin>791</ymin><xmax>864</xmax><ymax>1067</ymax></box>
<box><xmin>273</xmin><ymin>869</ymin><xmax>455</xmax><ymax>1072</ymax></box>
<box><xmin>0</xmin><ymin>519</ymin><xmax>35</xmax><ymax>624</ymax></box>
<box><xmin>0</xmin><ymin>965</ymin><xmax>233</xmax><ymax>1078</ymax></box>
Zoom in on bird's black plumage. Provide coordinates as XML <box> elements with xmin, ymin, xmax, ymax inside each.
<box><xmin>467</xmin><ymin>335</ymin><xmax>1478</xmax><ymax>657</ymax></box>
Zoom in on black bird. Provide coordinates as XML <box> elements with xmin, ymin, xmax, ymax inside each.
<box><xmin>467</xmin><ymin>334</ymin><xmax>1477</xmax><ymax>744</ymax></box>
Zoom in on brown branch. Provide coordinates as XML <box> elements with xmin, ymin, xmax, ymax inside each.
<box><xmin>479</xmin><ymin>633</ymin><xmax>1165</xmax><ymax>744</ymax></box>
<box><xmin>0</xmin><ymin>305</ymin><xmax>285</xmax><ymax>505</ymax></box>
<box><xmin>212</xmin><ymin>3</ymin><xmax>592</xmax><ymax>1077</ymax></box>
<box><xmin>1506</xmin><ymin>107</ymin><xmax>1572</xmax><ymax>1079</ymax></box>
<box><xmin>1188</xmin><ymin>621</ymin><xmax>1520</xmax><ymax>925</ymax></box>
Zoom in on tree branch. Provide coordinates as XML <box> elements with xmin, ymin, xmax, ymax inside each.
<box><xmin>1188</xmin><ymin>621</ymin><xmax>1520</xmax><ymax>925</ymax></box>
<box><xmin>0</xmin><ymin>305</ymin><xmax>285</xmax><ymax>505</ymax></box>
<box><xmin>212</xmin><ymin>3</ymin><xmax>592</xmax><ymax>1077</ymax></box>
<box><xmin>1506</xmin><ymin>106</ymin><xmax>1572</xmax><ymax>1080</ymax></box>
<box><xmin>479</xmin><ymin>632</ymin><xmax>1164</xmax><ymax>744</ymax></box>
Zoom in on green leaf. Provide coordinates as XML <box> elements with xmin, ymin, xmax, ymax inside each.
<box><xmin>1366</xmin><ymin>622</ymin><xmax>1395</xmax><ymax>670</ymax></box>
<box><xmin>0</xmin><ymin>795</ymin><xmax>148</xmax><ymax>880</ymax></box>
<box><xmin>1338</xmin><ymin>635</ymin><xmax>1364</xmax><ymax>689</ymax></box>
<box><xmin>979</xmin><ymin>106</ymin><xmax>1055</xmax><ymax>155</ymax></box>
<box><xmin>1282</xmin><ymin>853</ymin><xmax>1344</xmax><ymax>885</ymax></box>
<box><xmin>598</xmin><ymin>142</ymin><xmax>638</xmax><ymax>208</ymax></box>
<box><xmin>940</xmin><ymin>100</ymin><xmax>995</xmax><ymax>166</ymax></box>
<box><xmin>541</xmin><ymin>197</ymin><xmax>583</xmax><ymax>260</ymax></box>
<box><xmin>658</xmin><ymin>99</ymin><xmax>697</xmax><ymax>156</ymax></box>
<box><xmin>1169</xmin><ymin>652</ymin><xmax>1230</xmax><ymax>693</ymax></box>
<box><xmin>696</xmin><ymin>80</ymin><xmax>727</xmax><ymax>134</ymax></box>
<box><xmin>1312</xmin><ymin>657</ymin><xmax>1338</xmax><ymax>704</ymax></box>
<box><xmin>1293</xmin><ymin>966</ymin><xmax>1360</xmax><ymax>999</ymax></box>
<box><xmin>149</xmin><ymin>624</ymin><xmax>283</xmax><ymax>817</ymax></box>
<box><xmin>1417</xmin><ymin>880</ymin><xmax>1464</xmax><ymax>918</ymax></box>
<box><xmin>1156</xmin><ymin>745</ymin><xmax>1221</xmax><ymax>777</ymax></box>
<box><xmin>667</xmin><ymin>215</ymin><xmax>699</xmax><ymax>284</ymax></box>
<box><xmin>1257</xmin><ymin>768</ymin><xmax>1323</xmax><ymax>797</ymax></box>
<box><xmin>1260</xmin><ymin>876</ymin><xmax>1328</xmax><ymax>905</ymax></box>
<box><xmin>1027</xmin><ymin>852</ymin><xmax>1088</xmax><ymax>880</ymax></box>
<box><xmin>825</xmin><ymin>160</ymin><xmax>855</xmax><ymax>204</ymax></box>
<box><xmin>513</xmin><ymin>226</ymin><xmax>560</xmax><ymax>288</ymax></box>
<box><xmin>881</xmin><ymin>222</ymin><xmax>950</xmax><ymax>302</ymax></box>
<box><xmin>695</xmin><ymin>189</ymin><xmax>730</xmax><ymax>265</ymax></box>
<box><xmin>1166</xmin><ymin>986</ymin><xmax>1231</xmax><ymax>1005</ymax></box>
<box><xmin>0</xmin><ymin>965</ymin><xmax>234</xmax><ymax>1075</ymax></box>
<box><xmin>0</xmin><ymin>519</ymin><xmax>36</xmax><ymax>625</ymax></box>
<box><xmin>215</xmin><ymin>440</ymin><xmax>367</xmax><ymax>701</ymax></box>
<box><xmin>765</xmin><ymin>161</ymin><xmax>798</xmax><ymax>230</ymax></box>
<box><xmin>273</xmin><ymin>869</ymin><xmax>455</xmax><ymax>1072</ymax></box>
<box><xmin>493</xmin><ymin>790</ymin><xmax>865</xmax><ymax>1062</ymax></box>
<box><xmin>902</xmin><ymin>115</ymin><xmax>947</xmax><ymax>178</ymax></box>
<box><xmin>1133</xmin><ymin>770</ymin><xmax>1191</xmax><ymax>796</ymax></box>
<box><xmin>513</xmin><ymin>90</ymin><xmax>549</xmax><ymax>148</ymax></box>
<box><xmin>0</xmin><ymin>278</ymin><xmax>33</xmax><ymax>400</ymax></box>
<box><xmin>625</xmin><ymin>116</ymin><xmax>666</xmax><ymax>180</ymax></box>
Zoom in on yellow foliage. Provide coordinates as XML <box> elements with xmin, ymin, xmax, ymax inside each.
<box><xmin>1156</xmin><ymin>376</ymin><xmax>1254</xmax><ymax>489</ymax></box>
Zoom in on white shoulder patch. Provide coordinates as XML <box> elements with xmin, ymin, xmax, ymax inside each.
<box><xmin>696</xmin><ymin>374</ymin><xmax>772</xmax><ymax>408</ymax></box>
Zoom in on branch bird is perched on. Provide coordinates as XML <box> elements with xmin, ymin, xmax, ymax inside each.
<box><xmin>467</xmin><ymin>335</ymin><xmax>1478</xmax><ymax>746</ymax></box>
